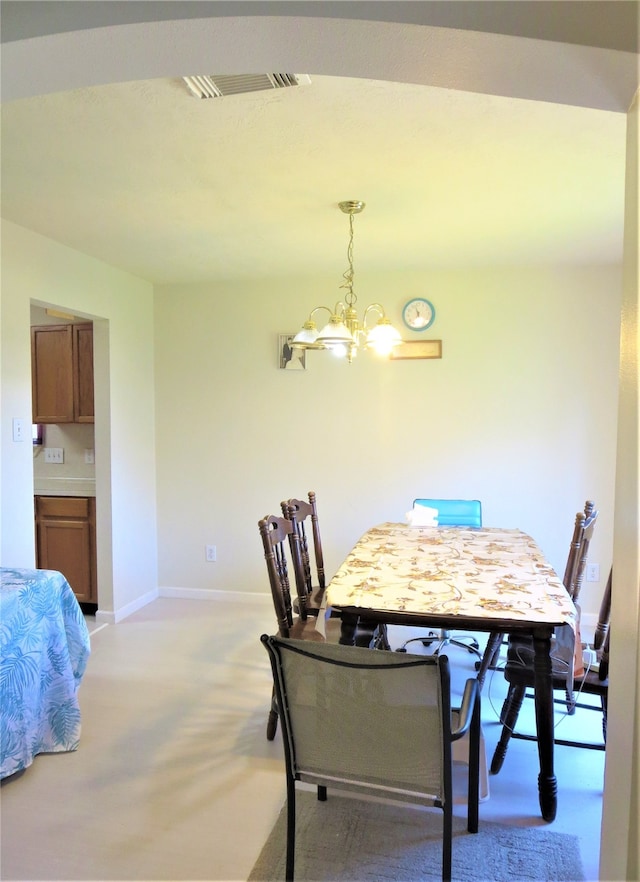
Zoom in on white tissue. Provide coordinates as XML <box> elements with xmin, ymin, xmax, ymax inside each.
<box><xmin>406</xmin><ymin>506</ymin><xmax>439</xmax><ymax>527</ymax></box>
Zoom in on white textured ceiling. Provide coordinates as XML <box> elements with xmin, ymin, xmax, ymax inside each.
<box><xmin>0</xmin><ymin>4</ymin><xmax>636</xmax><ymax>286</ymax></box>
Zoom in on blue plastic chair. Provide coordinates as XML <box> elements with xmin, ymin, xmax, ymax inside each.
<box><xmin>413</xmin><ymin>498</ymin><xmax>482</xmax><ymax>528</ymax></box>
<box><xmin>401</xmin><ymin>498</ymin><xmax>483</xmax><ymax>658</ymax></box>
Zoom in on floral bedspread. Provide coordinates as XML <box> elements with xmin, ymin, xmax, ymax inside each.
<box><xmin>0</xmin><ymin>567</ymin><xmax>91</xmax><ymax>778</ymax></box>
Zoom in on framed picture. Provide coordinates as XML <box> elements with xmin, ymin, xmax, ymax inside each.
<box><xmin>278</xmin><ymin>334</ymin><xmax>306</xmax><ymax>370</ymax></box>
<box><xmin>390</xmin><ymin>340</ymin><xmax>442</xmax><ymax>360</ymax></box>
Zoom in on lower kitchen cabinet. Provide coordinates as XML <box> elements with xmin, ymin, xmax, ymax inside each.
<box><xmin>35</xmin><ymin>496</ymin><xmax>97</xmax><ymax>604</ymax></box>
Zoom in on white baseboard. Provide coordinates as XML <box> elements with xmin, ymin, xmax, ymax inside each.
<box><xmin>95</xmin><ymin>587</ymin><xmax>159</xmax><ymax>624</ymax></box>
<box><xmin>159</xmin><ymin>586</ymin><xmax>272</xmax><ymax>605</ymax></box>
<box><xmin>95</xmin><ymin>586</ymin><xmax>271</xmax><ymax>624</ymax></box>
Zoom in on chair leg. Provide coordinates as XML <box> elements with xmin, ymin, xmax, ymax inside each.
<box><xmin>491</xmin><ymin>684</ymin><xmax>526</xmax><ymax>774</ymax></box>
<box><xmin>428</xmin><ymin>629</ymin><xmax>482</xmax><ymax>659</ymax></box>
<box><xmin>475</xmin><ymin>631</ymin><xmax>503</xmax><ymax>689</ymax></box>
<box><xmin>420</xmin><ymin>629</ymin><xmax>443</xmax><ymax>648</ymax></box>
<box><xmin>441</xmin><ymin>637</ymin><xmax>482</xmax><ymax>659</ymax></box>
<box><xmin>499</xmin><ymin>683</ymin><xmax>516</xmax><ymax>725</ymax></box>
<box><xmin>442</xmin><ymin>803</ymin><xmax>452</xmax><ymax>882</ymax></box>
<box><xmin>267</xmin><ymin>686</ymin><xmax>278</xmax><ymax>741</ymax></box>
<box><xmin>565</xmin><ymin>687</ymin><xmax>576</xmax><ymax>715</ymax></box>
<box><xmin>373</xmin><ymin>623</ymin><xmax>391</xmax><ymax>651</ymax></box>
<box><xmin>467</xmin><ymin>691</ymin><xmax>481</xmax><ymax>834</ymax></box>
<box><xmin>285</xmin><ymin>778</ymin><xmax>296</xmax><ymax>882</ymax></box>
<box><xmin>601</xmin><ymin>693</ymin><xmax>608</xmax><ymax>743</ymax></box>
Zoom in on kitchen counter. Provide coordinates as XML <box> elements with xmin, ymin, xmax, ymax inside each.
<box><xmin>34</xmin><ymin>479</ymin><xmax>96</xmax><ymax>497</ymax></box>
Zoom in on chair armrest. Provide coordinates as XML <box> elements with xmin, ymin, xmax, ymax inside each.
<box><xmin>451</xmin><ymin>678</ymin><xmax>480</xmax><ymax>741</ymax></box>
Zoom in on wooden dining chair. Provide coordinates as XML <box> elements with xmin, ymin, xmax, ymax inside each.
<box><xmin>568</xmin><ymin>499</ymin><xmax>598</xmax><ymax>604</ymax></box>
<box><xmin>490</xmin><ymin>564</ymin><xmax>610</xmax><ymax>775</ymax></box>
<box><xmin>280</xmin><ymin>491</ymin><xmax>390</xmax><ymax>650</ymax></box>
<box><xmin>476</xmin><ymin>501</ymin><xmax>598</xmax><ymax>690</ymax></box>
<box><xmin>261</xmin><ymin>634</ymin><xmax>481</xmax><ymax>882</ymax></box>
<box><xmin>281</xmin><ymin>491</ymin><xmax>326</xmax><ymax>618</ymax></box>
<box><xmin>400</xmin><ymin>498</ymin><xmax>483</xmax><ymax>659</ymax></box>
<box><xmin>258</xmin><ymin>513</ymin><xmax>341</xmax><ymax>740</ymax></box>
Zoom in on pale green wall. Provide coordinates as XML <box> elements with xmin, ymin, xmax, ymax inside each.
<box><xmin>154</xmin><ymin>264</ymin><xmax>621</xmax><ymax>621</ymax></box>
<box><xmin>0</xmin><ymin>221</ymin><xmax>623</xmax><ymax>629</ymax></box>
<box><xmin>600</xmin><ymin>91</ymin><xmax>640</xmax><ymax>882</ymax></box>
<box><xmin>0</xmin><ymin>220</ymin><xmax>158</xmax><ymax>618</ymax></box>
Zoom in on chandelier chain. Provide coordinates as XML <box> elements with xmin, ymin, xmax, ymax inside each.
<box><xmin>340</xmin><ymin>211</ymin><xmax>357</xmax><ymax>307</ymax></box>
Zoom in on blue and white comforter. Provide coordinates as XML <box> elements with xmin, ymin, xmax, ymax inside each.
<box><xmin>0</xmin><ymin>567</ymin><xmax>91</xmax><ymax>778</ymax></box>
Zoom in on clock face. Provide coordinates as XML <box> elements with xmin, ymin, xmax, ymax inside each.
<box><xmin>402</xmin><ymin>298</ymin><xmax>435</xmax><ymax>331</ymax></box>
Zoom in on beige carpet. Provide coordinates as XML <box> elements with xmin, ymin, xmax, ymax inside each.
<box><xmin>0</xmin><ymin>602</ymin><xmax>603</xmax><ymax>881</ymax></box>
<box><xmin>248</xmin><ymin>790</ymin><xmax>586</xmax><ymax>882</ymax></box>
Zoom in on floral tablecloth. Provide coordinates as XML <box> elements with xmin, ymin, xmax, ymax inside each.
<box><xmin>326</xmin><ymin>523</ymin><xmax>576</xmax><ymax>632</ymax></box>
<box><xmin>0</xmin><ymin>567</ymin><xmax>91</xmax><ymax>778</ymax></box>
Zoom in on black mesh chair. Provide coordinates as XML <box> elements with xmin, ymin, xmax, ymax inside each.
<box><xmin>261</xmin><ymin>635</ymin><xmax>481</xmax><ymax>882</ymax></box>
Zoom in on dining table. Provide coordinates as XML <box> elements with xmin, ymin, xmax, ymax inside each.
<box><xmin>321</xmin><ymin>521</ymin><xmax>578</xmax><ymax>823</ymax></box>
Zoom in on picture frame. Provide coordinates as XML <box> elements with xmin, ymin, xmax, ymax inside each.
<box><xmin>390</xmin><ymin>340</ymin><xmax>442</xmax><ymax>360</ymax></box>
<box><xmin>278</xmin><ymin>333</ymin><xmax>306</xmax><ymax>370</ymax></box>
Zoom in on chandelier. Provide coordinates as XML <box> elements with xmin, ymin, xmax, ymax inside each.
<box><xmin>291</xmin><ymin>201</ymin><xmax>402</xmax><ymax>363</ymax></box>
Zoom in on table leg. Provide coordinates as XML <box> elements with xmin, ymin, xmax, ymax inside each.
<box><xmin>339</xmin><ymin>613</ymin><xmax>359</xmax><ymax>646</ymax></box>
<box><xmin>532</xmin><ymin>628</ymin><xmax>557</xmax><ymax>822</ymax></box>
<box><xmin>338</xmin><ymin>613</ymin><xmax>382</xmax><ymax>648</ymax></box>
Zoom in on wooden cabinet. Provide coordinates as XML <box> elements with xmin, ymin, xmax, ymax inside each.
<box><xmin>35</xmin><ymin>496</ymin><xmax>97</xmax><ymax>604</ymax></box>
<box><xmin>72</xmin><ymin>323</ymin><xmax>94</xmax><ymax>422</ymax></box>
<box><xmin>31</xmin><ymin>323</ymin><xmax>94</xmax><ymax>423</ymax></box>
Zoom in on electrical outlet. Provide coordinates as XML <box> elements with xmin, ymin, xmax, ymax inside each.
<box><xmin>586</xmin><ymin>563</ymin><xmax>600</xmax><ymax>582</ymax></box>
<box><xmin>84</xmin><ymin>448</ymin><xmax>95</xmax><ymax>464</ymax></box>
<box><xmin>44</xmin><ymin>447</ymin><xmax>64</xmax><ymax>463</ymax></box>
<box><xmin>205</xmin><ymin>545</ymin><xmax>217</xmax><ymax>562</ymax></box>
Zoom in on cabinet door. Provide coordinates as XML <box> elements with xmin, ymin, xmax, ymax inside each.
<box><xmin>35</xmin><ymin>497</ymin><xmax>97</xmax><ymax>603</ymax></box>
<box><xmin>31</xmin><ymin>325</ymin><xmax>74</xmax><ymax>423</ymax></box>
<box><xmin>73</xmin><ymin>323</ymin><xmax>95</xmax><ymax>422</ymax></box>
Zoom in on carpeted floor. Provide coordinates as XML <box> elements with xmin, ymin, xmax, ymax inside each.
<box><xmin>0</xmin><ymin>603</ymin><xmax>604</xmax><ymax>881</ymax></box>
<box><xmin>249</xmin><ymin>789</ymin><xmax>586</xmax><ymax>882</ymax></box>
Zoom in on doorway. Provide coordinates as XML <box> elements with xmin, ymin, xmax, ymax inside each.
<box><xmin>30</xmin><ymin>303</ymin><xmax>100</xmax><ymax>612</ymax></box>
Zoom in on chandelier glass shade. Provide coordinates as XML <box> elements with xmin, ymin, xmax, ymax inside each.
<box><xmin>291</xmin><ymin>201</ymin><xmax>402</xmax><ymax>363</ymax></box>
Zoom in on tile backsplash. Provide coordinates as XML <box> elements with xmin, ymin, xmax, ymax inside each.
<box><xmin>33</xmin><ymin>423</ymin><xmax>96</xmax><ymax>482</ymax></box>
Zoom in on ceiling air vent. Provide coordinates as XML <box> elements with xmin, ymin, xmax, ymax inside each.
<box><xmin>183</xmin><ymin>74</ymin><xmax>311</xmax><ymax>99</ymax></box>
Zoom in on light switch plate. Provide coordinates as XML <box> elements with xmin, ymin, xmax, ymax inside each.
<box><xmin>12</xmin><ymin>418</ymin><xmax>26</xmax><ymax>442</ymax></box>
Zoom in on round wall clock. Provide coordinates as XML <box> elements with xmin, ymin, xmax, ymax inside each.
<box><xmin>402</xmin><ymin>298</ymin><xmax>436</xmax><ymax>331</ymax></box>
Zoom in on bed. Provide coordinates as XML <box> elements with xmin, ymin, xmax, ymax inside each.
<box><xmin>0</xmin><ymin>567</ymin><xmax>91</xmax><ymax>779</ymax></box>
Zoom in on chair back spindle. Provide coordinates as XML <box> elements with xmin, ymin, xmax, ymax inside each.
<box><xmin>571</xmin><ymin>503</ymin><xmax>598</xmax><ymax>603</ymax></box>
<box><xmin>259</xmin><ymin>515</ymin><xmax>302</xmax><ymax>637</ymax></box>
<box><xmin>282</xmin><ymin>491</ymin><xmax>326</xmax><ymax>616</ymax></box>
<box><xmin>562</xmin><ymin>511</ymin><xmax>585</xmax><ymax>592</ymax></box>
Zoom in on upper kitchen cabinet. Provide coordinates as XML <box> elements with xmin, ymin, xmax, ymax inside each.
<box><xmin>31</xmin><ymin>323</ymin><xmax>94</xmax><ymax>423</ymax></box>
<box><xmin>72</xmin><ymin>323</ymin><xmax>94</xmax><ymax>422</ymax></box>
